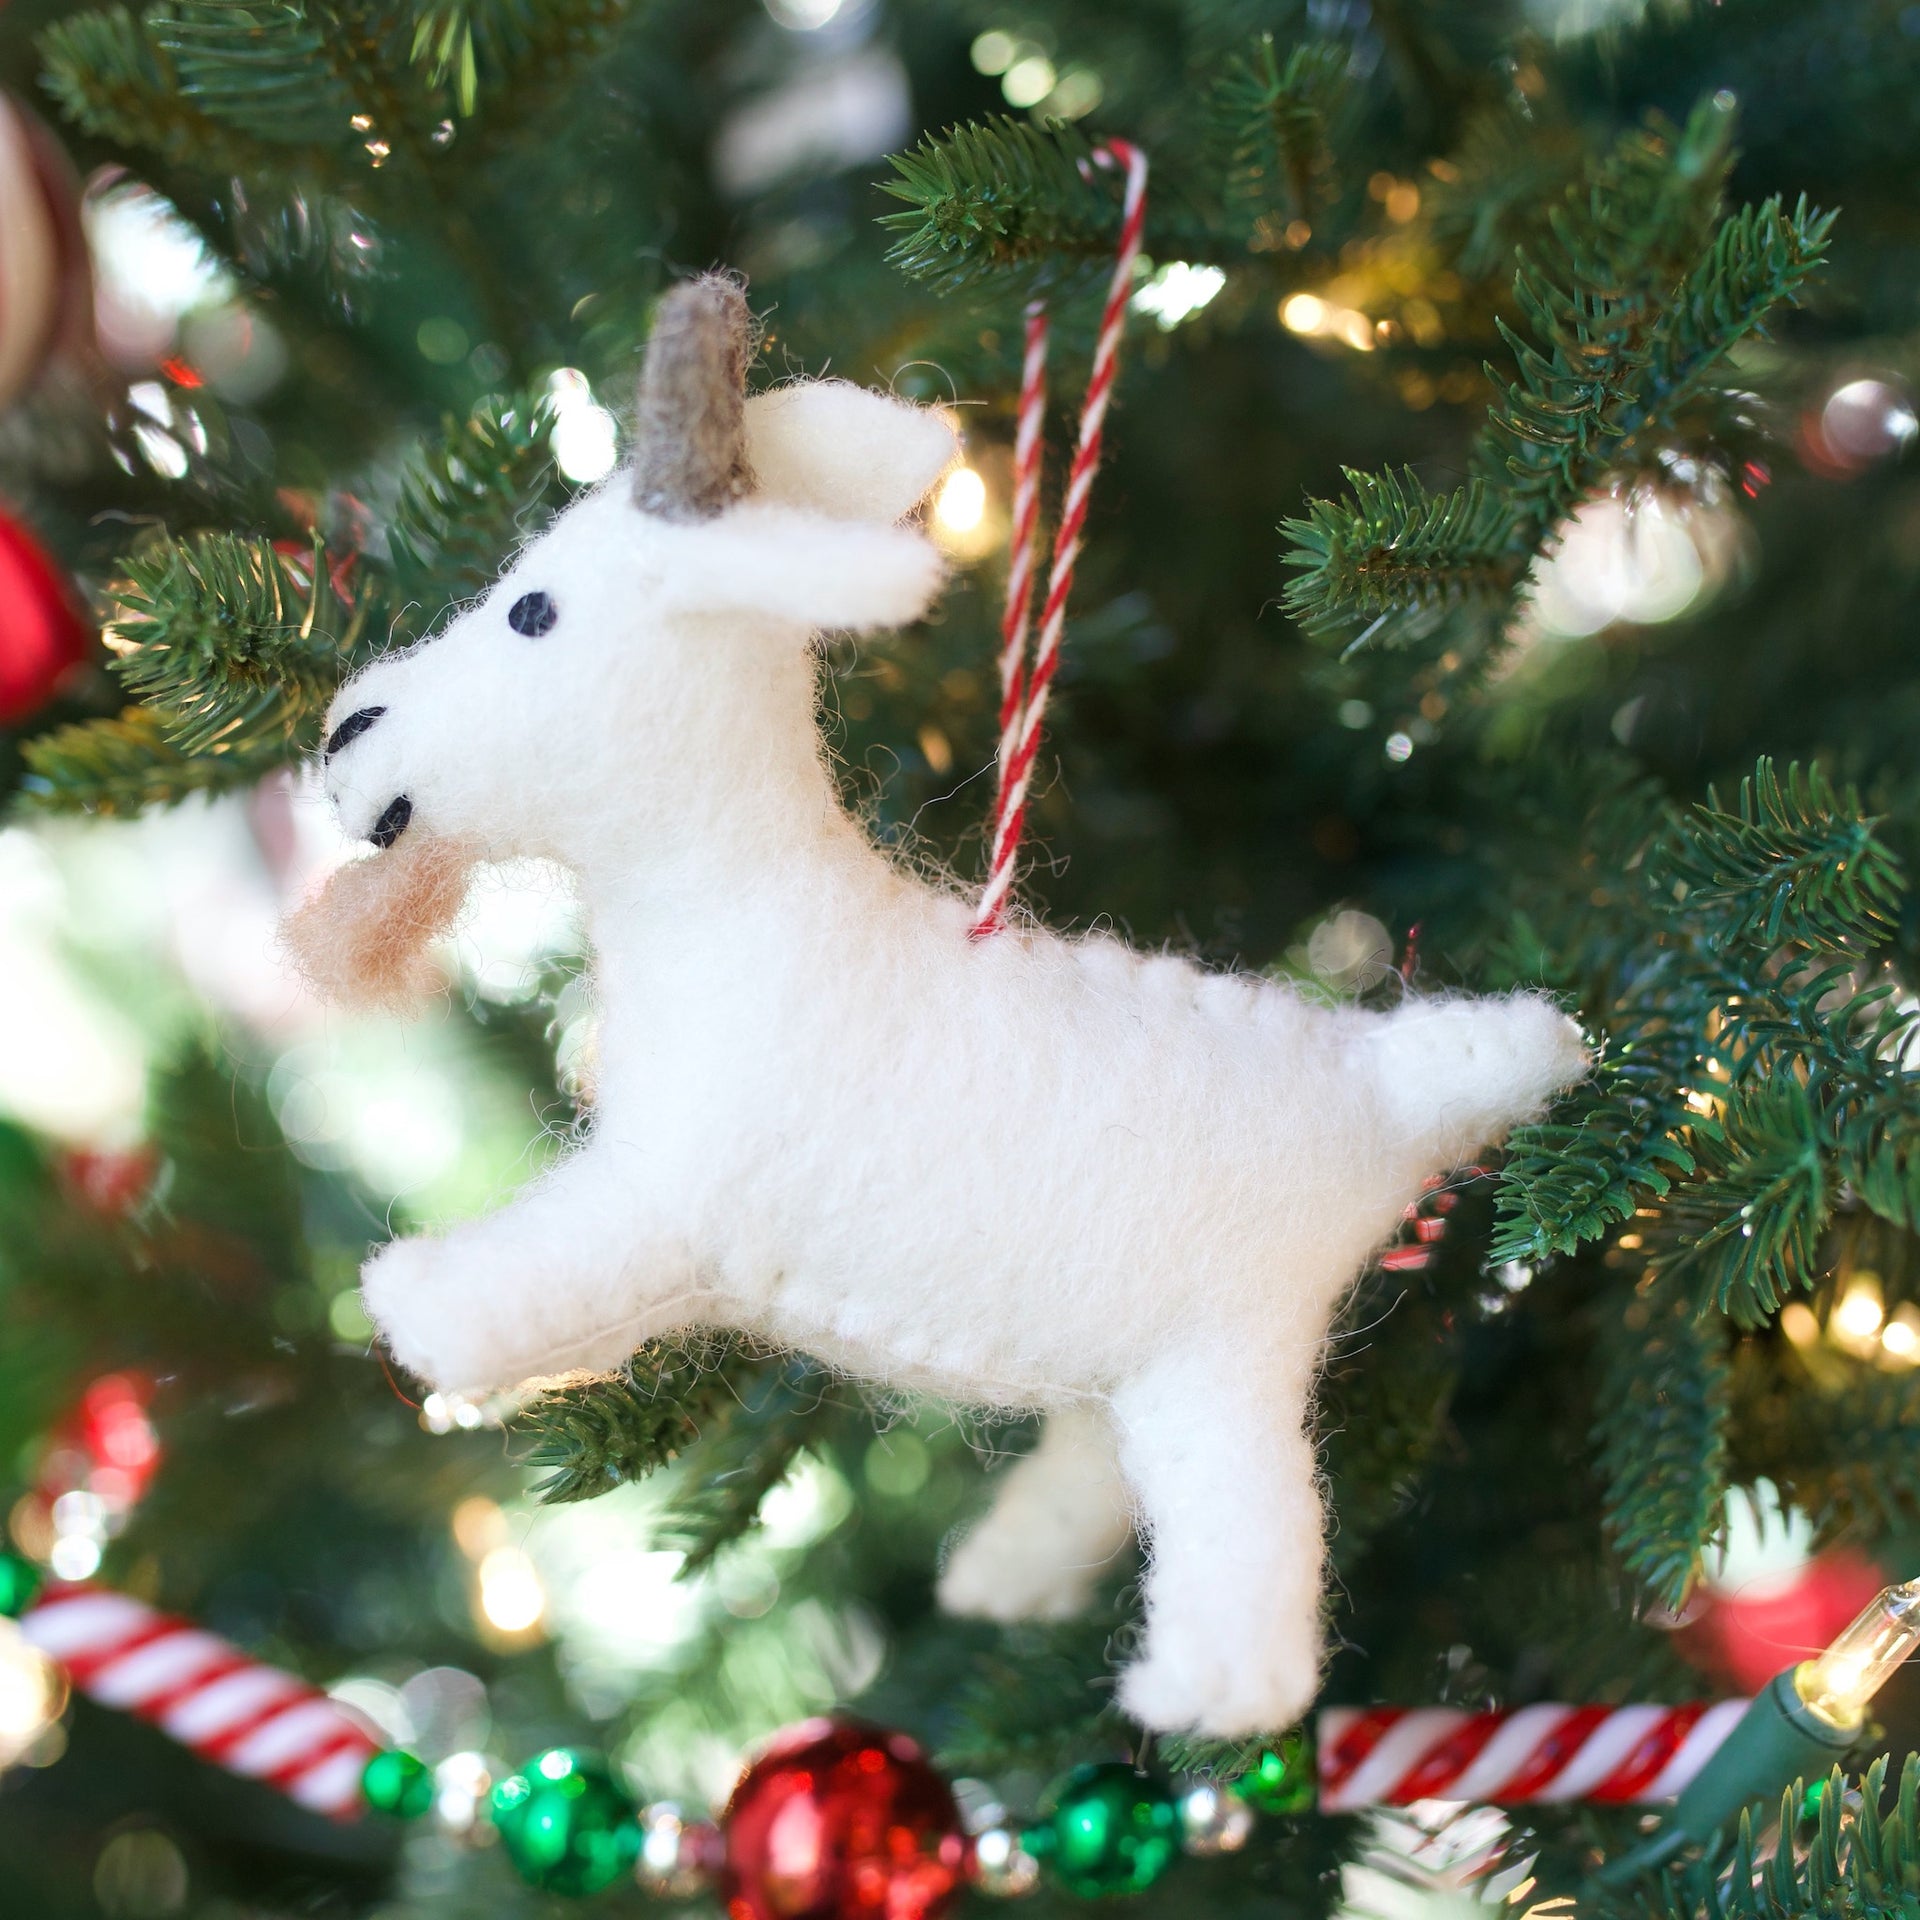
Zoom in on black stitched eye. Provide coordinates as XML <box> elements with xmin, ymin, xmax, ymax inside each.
<box><xmin>508</xmin><ymin>591</ymin><xmax>558</xmax><ymax>637</ymax></box>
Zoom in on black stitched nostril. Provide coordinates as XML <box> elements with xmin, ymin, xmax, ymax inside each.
<box><xmin>368</xmin><ymin>795</ymin><xmax>412</xmax><ymax>849</ymax></box>
<box><xmin>325</xmin><ymin>706</ymin><xmax>386</xmax><ymax>760</ymax></box>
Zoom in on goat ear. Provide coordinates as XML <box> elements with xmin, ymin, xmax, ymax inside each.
<box><xmin>660</xmin><ymin>501</ymin><xmax>945</xmax><ymax>632</ymax></box>
<box><xmin>744</xmin><ymin>383</ymin><xmax>958</xmax><ymax>524</ymax></box>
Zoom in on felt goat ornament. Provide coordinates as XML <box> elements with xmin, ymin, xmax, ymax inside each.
<box><xmin>292</xmin><ymin>275</ymin><xmax>1587</xmax><ymax>1738</ymax></box>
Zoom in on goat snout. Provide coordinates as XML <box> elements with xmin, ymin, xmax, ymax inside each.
<box><xmin>325</xmin><ymin>706</ymin><xmax>387</xmax><ymax>760</ymax></box>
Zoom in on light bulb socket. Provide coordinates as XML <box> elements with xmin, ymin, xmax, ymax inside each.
<box><xmin>1595</xmin><ymin>1667</ymin><xmax>1856</xmax><ymax>1887</ymax></box>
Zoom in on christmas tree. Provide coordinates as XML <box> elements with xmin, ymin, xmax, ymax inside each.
<box><xmin>3</xmin><ymin>0</ymin><xmax>1920</xmax><ymax>1912</ymax></box>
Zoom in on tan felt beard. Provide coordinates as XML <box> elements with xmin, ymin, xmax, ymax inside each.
<box><xmin>281</xmin><ymin>833</ymin><xmax>477</xmax><ymax>1012</ymax></box>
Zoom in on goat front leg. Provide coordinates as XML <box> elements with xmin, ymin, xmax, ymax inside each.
<box><xmin>1110</xmin><ymin>1343</ymin><xmax>1326</xmax><ymax>1738</ymax></box>
<box><xmin>361</xmin><ymin>1147</ymin><xmax>699</xmax><ymax>1394</ymax></box>
<box><xmin>939</xmin><ymin>1404</ymin><xmax>1133</xmax><ymax>1622</ymax></box>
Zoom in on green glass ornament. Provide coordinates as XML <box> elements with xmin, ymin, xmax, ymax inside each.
<box><xmin>491</xmin><ymin>1749</ymin><xmax>640</xmax><ymax>1896</ymax></box>
<box><xmin>362</xmin><ymin>1747</ymin><xmax>435</xmax><ymax>1819</ymax></box>
<box><xmin>1028</xmin><ymin>1761</ymin><xmax>1179</xmax><ymax>1898</ymax></box>
<box><xmin>1232</xmin><ymin>1729</ymin><xmax>1314</xmax><ymax>1815</ymax></box>
<box><xmin>0</xmin><ymin>1552</ymin><xmax>41</xmax><ymax>1619</ymax></box>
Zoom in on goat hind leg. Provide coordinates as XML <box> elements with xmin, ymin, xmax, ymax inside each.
<box><xmin>1111</xmin><ymin>1345</ymin><xmax>1325</xmax><ymax>1738</ymax></box>
<box><xmin>939</xmin><ymin>1403</ymin><xmax>1133</xmax><ymax>1622</ymax></box>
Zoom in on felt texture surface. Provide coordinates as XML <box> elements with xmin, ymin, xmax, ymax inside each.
<box><xmin>299</xmin><ymin>350</ymin><xmax>1587</xmax><ymax>1736</ymax></box>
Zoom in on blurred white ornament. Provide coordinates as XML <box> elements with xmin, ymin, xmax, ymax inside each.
<box><xmin>85</xmin><ymin>176</ymin><xmax>234</xmax><ymax>368</ymax></box>
<box><xmin>1307</xmin><ymin>909</ymin><xmax>1394</xmax><ymax>992</ymax></box>
<box><xmin>1528</xmin><ymin>491</ymin><xmax>1703</xmax><ymax>637</ymax></box>
<box><xmin>1702</xmin><ymin>1478</ymin><xmax>1814</xmax><ymax>1599</ymax></box>
<box><xmin>714</xmin><ymin>47</ymin><xmax>909</xmax><ymax>196</ymax></box>
<box><xmin>1817</xmin><ymin>377</ymin><xmax>1917</xmax><ymax>471</ymax></box>
<box><xmin>1178</xmin><ymin>1781</ymin><xmax>1255</xmax><ymax>1855</ymax></box>
<box><xmin>180</xmin><ymin>302</ymin><xmax>289</xmax><ymax>404</ymax></box>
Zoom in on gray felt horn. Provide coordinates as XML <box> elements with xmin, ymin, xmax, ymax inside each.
<box><xmin>630</xmin><ymin>273</ymin><xmax>756</xmax><ymax>523</ymax></box>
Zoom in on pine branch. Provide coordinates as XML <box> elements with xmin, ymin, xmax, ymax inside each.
<box><xmin>20</xmin><ymin>707</ymin><xmax>252</xmax><ymax>815</ymax></box>
<box><xmin>517</xmin><ymin>1334</ymin><xmax>750</xmax><ymax>1503</ymax></box>
<box><xmin>881</xmin><ymin>118</ymin><xmax>1176</xmax><ymax>296</ymax></box>
<box><xmin>388</xmin><ymin>389</ymin><xmax>562</xmax><ymax>626</ymax></box>
<box><xmin>38</xmin><ymin>4</ymin><xmax>268</xmax><ymax>168</ymax></box>
<box><xmin>1653</xmin><ymin>1080</ymin><xmax>1830</xmax><ymax>1323</ymax></box>
<box><xmin>1285</xmin><ymin>96</ymin><xmax>1831</xmax><ymax>648</ymax></box>
<box><xmin>1595</xmin><ymin>1285</ymin><xmax>1729</xmax><ymax>1612</ymax></box>
<box><xmin>407</xmin><ymin>0</ymin><xmax>635</xmax><ymax>127</ymax></box>
<box><xmin>102</xmin><ymin>531</ymin><xmax>378</xmax><ymax>758</ymax></box>
<box><xmin>938</xmin><ymin>1607</ymin><xmax>1129</xmax><ymax>1777</ymax></box>
<box><xmin>1280</xmin><ymin>469</ymin><xmax>1522</xmax><ymax>649</ymax></box>
<box><xmin>146</xmin><ymin>0</ymin><xmax>355</xmax><ymax>146</ymax></box>
<box><xmin>1491</xmin><ymin>1041</ymin><xmax>1700</xmax><ymax>1264</ymax></box>
<box><xmin>1650</xmin><ymin>759</ymin><xmax>1901</xmax><ymax>955</ymax></box>
<box><xmin>1736</xmin><ymin>1354</ymin><xmax>1920</xmax><ymax>1544</ymax></box>
<box><xmin>653</xmin><ymin>1356</ymin><xmax>835</xmax><ymax>1574</ymax></box>
<box><xmin>1639</xmin><ymin>1758</ymin><xmax>1920</xmax><ymax>1919</ymax></box>
<box><xmin>1211</xmin><ymin>32</ymin><xmax>1351</xmax><ymax>238</ymax></box>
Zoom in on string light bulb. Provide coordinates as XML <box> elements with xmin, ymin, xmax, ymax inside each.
<box><xmin>1600</xmin><ymin>1577</ymin><xmax>1920</xmax><ymax>1886</ymax></box>
<box><xmin>1793</xmin><ymin>1578</ymin><xmax>1920</xmax><ymax>1732</ymax></box>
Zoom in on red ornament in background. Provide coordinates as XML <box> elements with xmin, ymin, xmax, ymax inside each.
<box><xmin>0</xmin><ymin>506</ymin><xmax>89</xmax><ymax>723</ymax></box>
<box><xmin>1680</xmin><ymin>1548</ymin><xmax>1887</xmax><ymax>1695</ymax></box>
<box><xmin>720</xmin><ymin>1718</ymin><xmax>970</xmax><ymax>1920</ymax></box>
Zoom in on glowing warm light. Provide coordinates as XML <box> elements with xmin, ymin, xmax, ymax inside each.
<box><xmin>477</xmin><ymin>1546</ymin><xmax>547</xmax><ymax>1634</ymax></box>
<box><xmin>452</xmin><ymin>1495</ymin><xmax>511</xmax><ymax>1561</ymax></box>
<box><xmin>934</xmin><ymin>465</ymin><xmax>987</xmax><ymax>534</ymax></box>
<box><xmin>1779</xmin><ymin>1301</ymin><xmax>1820</xmax><ymax>1348</ymax></box>
<box><xmin>0</xmin><ymin>1619</ymin><xmax>66</xmax><ymax>1766</ymax></box>
<box><xmin>1335</xmin><ymin>309</ymin><xmax>1376</xmax><ymax>353</ymax></box>
<box><xmin>1001</xmin><ymin>54</ymin><xmax>1056</xmax><ymax>108</ymax></box>
<box><xmin>1882</xmin><ymin>1309</ymin><xmax>1920</xmax><ymax>1364</ymax></box>
<box><xmin>1832</xmin><ymin>1281</ymin><xmax>1886</xmax><ymax>1343</ymax></box>
<box><xmin>1795</xmin><ymin>1579</ymin><xmax>1920</xmax><ymax>1731</ymax></box>
<box><xmin>970</xmin><ymin>29</ymin><xmax>1016</xmax><ymax>73</ymax></box>
<box><xmin>1281</xmin><ymin>293</ymin><xmax>1328</xmax><ymax>334</ymax></box>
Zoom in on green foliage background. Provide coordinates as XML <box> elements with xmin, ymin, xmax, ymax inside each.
<box><xmin>6</xmin><ymin>0</ymin><xmax>1920</xmax><ymax>1913</ymax></box>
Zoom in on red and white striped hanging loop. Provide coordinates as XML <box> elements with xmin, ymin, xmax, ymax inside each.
<box><xmin>20</xmin><ymin>1581</ymin><xmax>380</xmax><ymax>1818</ymax></box>
<box><xmin>1317</xmin><ymin>1700</ymin><xmax>1752</xmax><ymax>1812</ymax></box>
<box><xmin>971</xmin><ymin>137</ymin><xmax>1149</xmax><ymax>939</ymax></box>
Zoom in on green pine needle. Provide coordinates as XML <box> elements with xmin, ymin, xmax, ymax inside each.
<box><xmin>881</xmin><ymin>117</ymin><xmax>1138</xmax><ymax>295</ymax></box>
<box><xmin>1280</xmin><ymin>468</ymin><xmax>1522</xmax><ymax>649</ymax></box>
<box><xmin>1595</xmin><ymin>1285</ymin><xmax>1729</xmax><ymax>1612</ymax></box>
<box><xmin>1211</xmin><ymin>32</ymin><xmax>1351</xmax><ymax>236</ymax></box>
<box><xmin>1650</xmin><ymin>758</ymin><xmax>1901</xmax><ymax>954</ymax></box>
<box><xmin>389</xmin><ymin>389</ymin><xmax>563</xmax><ymax>625</ymax></box>
<box><xmin>517</xmin><ymin>1336</ymin><xmax>749</xmax><ymax>1503</ymax></box>
<box><xmin>147</xmin><ymin>0</ymin><xmax>354</xmax><ymax>146</ymax></box>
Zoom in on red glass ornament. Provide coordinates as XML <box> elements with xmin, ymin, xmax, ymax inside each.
<box><xmin>0</xmin><ymin>507</ymin><xmax>88</xmax><ymax>723</ymax></box>
<box><xmin>720</xmin><ymin>1718</ymin><xmax>969</xmax><ymax>1920</ymax></box>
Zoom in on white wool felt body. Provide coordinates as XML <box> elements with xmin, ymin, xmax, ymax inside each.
<box><xmin>312</xmin><ymin>362</ymin><xmax>1587</xmax><ymax>1739</ymax></box>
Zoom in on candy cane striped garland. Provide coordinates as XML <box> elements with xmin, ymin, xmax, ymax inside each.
<box><xmin>972</xmin><ymin>139</ymin><xmax>1150</xmax><ymax>939</ymax></box>
<box><xmin>1317</xmin><ymin>1701</ymin><xmax>1751</xmax><ymax>1812</ymax></box>
<box><xmin>19</xmin><ymin>1582</ymin><xmax>379</xmax><ymax>1817</ymax></box>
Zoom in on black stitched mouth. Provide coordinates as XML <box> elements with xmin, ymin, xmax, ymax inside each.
<box><xmin>326</xmin><ymin>706</ymin><xmax>386</xmax><ymax>759</ymax></box>
<box><xmin>369</xmin><ymin>795</ymin><xmax>412</xmax><ymax>848</ymax></box>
